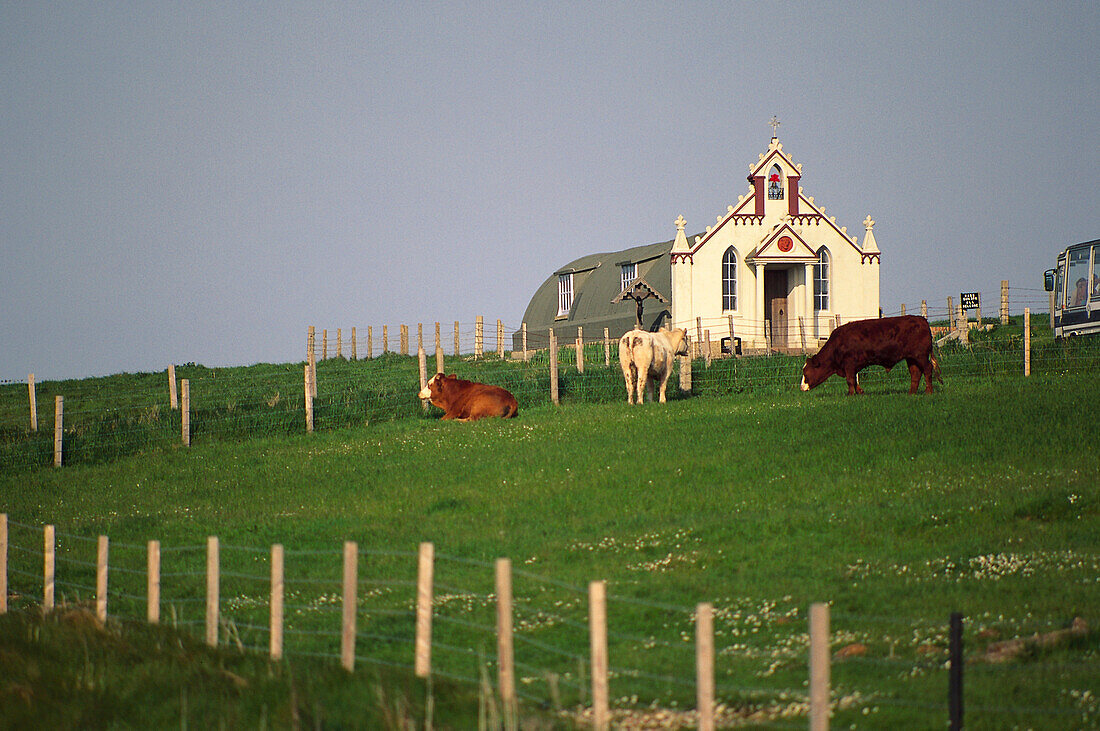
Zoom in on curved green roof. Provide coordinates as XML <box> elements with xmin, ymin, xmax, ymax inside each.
<box><xmin>514</xmin><ymin>236</ymin><xmax>699</xmax><ymax>349</ymax></box>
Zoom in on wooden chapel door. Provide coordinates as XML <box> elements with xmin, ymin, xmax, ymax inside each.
<box><xmin>765</xmin><ymin>269</ymin><xmax>789</xmax><ymax>348</ymax></box>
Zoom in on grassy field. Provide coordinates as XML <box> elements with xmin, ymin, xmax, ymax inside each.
<box><xmin>2</xmin><ymin>315</ymin><xmax>1096</xmax><ymax>473</ymax></box>
<box><xmin>1</xmin><ymin>321</ymin><xmax>1099</xmax><ymax>728</ymax></box>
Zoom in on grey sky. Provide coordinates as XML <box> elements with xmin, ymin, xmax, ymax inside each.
<box><xmin>2</xmin><ymin>2</ymin><xmax>1098</xmax><ymax>381</ymax></box>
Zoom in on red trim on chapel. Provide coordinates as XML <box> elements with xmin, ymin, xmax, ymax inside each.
<box><xmin>753</xmin><ymin>177</ymin><xmax>765</xmax><ymax>216</ymax></box>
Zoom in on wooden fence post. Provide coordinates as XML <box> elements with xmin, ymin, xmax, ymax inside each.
<box><xmin>496</xmin><ymin>558</ymin><xmax>516</xmax><ymax>717</ymax></box>
<box><xmin>351</xmin><ymin>326</ymin><xmax>357</xmax><ymax>360</ymax></box>
<box><xmin>809</xmin><ymin>602</ymin><xmax>830</xmax><ymax>731</ymax></box>
<box><xmin>418</xmin><ymin>346</ymin><xmax>428</xmax><ymax>413</ymax></box>
<box><xmin>704</xmin><ymin>329</ymin><xmax>712</xmax><ymax>367</ymax></box>
<box><xmin>680</xmin><ymin>354</ymin><xmax>692</xmax><ymax>393</ymax></box>
<box><xmin>96</xmin><ymin>535</ymin><xmax>108</xmax><ymax>624</ymax></box>
<box><xmin>549</xmin><ymin>330</ymin><xmax>559</xmax><ymax>406</ymax></box>
<box><xmin>181</xmin><ymin>380</ymin><xmax>190</xmax><ymax>447</ymax></box>
<box><xmin>271</xmin><ymin>544</ymin><xmax>284</xmax><ymax>661</ymax></box>
<box><xmin>522</xmin><ymin>323</ymin><xmax>529</xmax><ymax>362</ymax></box>
<box><xmin>921</xmin><ymin>300</ymin><xmax>928</xmax><ymax>319</ymax></box>
<box><xmin>497</xmin><ymin>319</ymin><xmax>504</xmax><ymax>359</ymax></box>
<box><xmin>1024</xmin><ymin>307</ymin><xmax>1031</xmax><ymax>377</ymax></box>
<box><xmin>367</xmin><ymin>326</ymin><xmax>374</xmax><ymax>359</ymax></box>
<box><xmin>1001</xmin><ymin>280</ymin><xmax>1009</xmax><ymax>325</ymax></box>
<box><xmin>147</xmin><ymin>540</ymin><xmax>160</xmax><ymax>624</ymax></box>
<box><xmin>435</xmin><ymin>346</ymin><xmax>444</xmax><ymax>376</ymax></box>
<box><xmin>417</xmin><ymin>323</ymin><xmax>423</xmax><ymax>352</ymax></box>
<box><xmin>307</xmin><ymin>326</ymin><xmax>315</xmax><ymax>364</ymax></box>
<box><xmin>475</xmin><ymin>316</ymin><xmax>484</xmax><ymax>359</ymax></box>
<box><xmin>28</xmin><ymin>374</ymin><xmax>37</xmax><ymax>431</ymax></box>
<box><xmin>310</xmin><ymin>342</ymin><xmax>317</xmax><ymax>398</ymax></box>
<box><xmin>454</xmin><ymin>321</ymin><xmax>460</xmax><ymax>357</ymax></box>
<box><xmin>435</xmin><ymin>322</ymin><xmax>441</xmax><ymax>352</ymax></box>
<box><xmin>341</xmin><ymin>541</ymin><xmax>357</xmax><ymax>671</ymax></box>
<box><xmin>696</xmin><ymin>602</ymin><xmax>715</xmax><ymax>731</ymax></box>
<box><xmin>576</xmin><ymin>327</ymin><xmax>584</xmax><ymax>373</ymax></box>
<box><xmin>168</xmin><ymin>365</ymin><xmax>178</xmax><ymax>410</ymax></box>
<box><xmin>400</xmin><ymin>324</ymin><xmax>409</xmax><ymax>356</ymax></box>
<box><xmin>206</xmin><ymin>536</ymin><xmax>219</xmax><ymax>647</ymax></box>
<box><xmin>603</xmin><ymin>328</ymin><xmax>610</xmax><ymax>367</ymax></box>
<box><xmin>337</xmin><ymin>328</ymin><xmax>343</xmax><ymax>359</ymax></box>
<box><xmin>900</xmin><ymin>303</ymin><xmax>907</xmax><ymax>316</ymax></box>
<box><xmin>53</xmin><ymin>396</ymin><xmax>63</xmax><ymax>467</ymax></box>
<box><xmin>798</xmin><ymin>317</ymin><xmax>807</xmax><ymax>352</ymax></box>
<box><xmin>304</xmin><ymin>365</ymin><xmax>314</xmax><ymax>433</ymax></box>
<box><xmin>0</xmin><ymin>514</ymin><xmax>7</xmax><ymax>614</ymax></box>
<box><xmin>383</xmin><ymin>325</ymin><xmax>389</xmax><ymax>354</ymax></box>
<box><xmin>415</xmin><ymin>541</ymin><xmax>434</xmax><ymax>678</ymax></box>
<box><xmin>589</xmin><ymin>580</ymin><xmax>609</xmax><ymax>731</ymax></box>
<box><xmin>44</xmin><ymin>524</ymin><xmax>55</xmax><ymax>612</ymax></box>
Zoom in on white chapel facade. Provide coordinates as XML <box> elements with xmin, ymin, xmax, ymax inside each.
<box><xmin>516</xmin><ymin>130</ymin><xmax>881</xmax><ymax>351</ymax></box>
<box><xmin>670</xmin><ymin>133</ymin><xmax>880</xmax><ymax>350</ymax></box>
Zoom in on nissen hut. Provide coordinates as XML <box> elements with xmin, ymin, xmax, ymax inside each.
<box><xmin>516</xmin><ymin>133</ymin><xmax>881</xmax><ymax>352</ymax></box>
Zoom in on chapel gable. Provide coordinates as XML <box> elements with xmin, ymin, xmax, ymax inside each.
<box><xmin>746</xmin><ymin>139</ymin><xmax>803</xmax><ymax>217</ymax></box>
<box><xmin>749</xmin><ymin>223</ymin><xmax>818</xmax><ymax>263</ymax></box>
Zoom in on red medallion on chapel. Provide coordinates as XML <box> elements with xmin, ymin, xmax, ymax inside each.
<box><xmin>777</xmin><ymin>236</ymin><xmax>793</xmax><ymax>252</ymax></box>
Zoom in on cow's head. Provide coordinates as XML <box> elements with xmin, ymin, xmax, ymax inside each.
<box><xmin>667</xmin><ymin>328</ymin><xmax>690</xmax><ymax>357</ymax></box>
<box><xmin>418</xmin><ymin>372</ymin><xmax>455</xmax><ymax>404</ymax></box>
<box><xmin>800</xmin><ymin>355</ymin><xmax>832</xmax><ymax>391</ymax></box>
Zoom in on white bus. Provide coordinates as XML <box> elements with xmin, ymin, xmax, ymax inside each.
<box><xmin>1045</xmin><ymin>238</ymin><xmax>1100</xmax><ymax>338</ymax></box>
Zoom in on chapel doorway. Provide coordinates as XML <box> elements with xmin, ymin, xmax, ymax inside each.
<box><xmin>764</xmin><ymin>269</ymin><xmax>789</xmax><ymax>347</ymax></box>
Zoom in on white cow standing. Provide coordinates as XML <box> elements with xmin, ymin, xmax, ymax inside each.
<box><xmin>618</xmin><ymin>327</ymin><xmax>689</xmax><ymax>404</ymax></box>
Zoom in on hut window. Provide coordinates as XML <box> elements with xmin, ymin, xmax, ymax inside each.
<box><xmin>722</xmin><ymin>247</ymin><xmax>737</xmax><ymax>310</ymax></box>
<box><xmin>767</xmin><ymin>164</ymin><xmax>784</xmax><ymax>200</ymax></box>
<box><xmin>620</xmin><ymin>263</ymin><xmax>636</xmax><ymax>293</ymax></box>
<box><xmin>814</xmin><ymin>248</ymin><xmax>830</xmax><ymax>311</ymax></box>
<box><xmin>557</xmin><ymin>273</ymin><xmax>574</xmax><ymax>316</ymax></box>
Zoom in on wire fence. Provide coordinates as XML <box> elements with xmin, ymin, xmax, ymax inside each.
<box><xmin>1</xmin><ymin>517</ymin><xmax>1094</xmax><ymax>727</ymax></box>
<box><xmin>2</xmin><ymin>298</ymin><xmax>1099</xmax><ymax>473</ymax></box>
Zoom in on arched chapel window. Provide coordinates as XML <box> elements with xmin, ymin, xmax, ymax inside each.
<box><xmin>814</xmin><ymin>248</ymin><xmax>830</xmax><ymax>311</ymax></box>
<box><xmin>768</xmin><ymin>164</ymin><xmax>784</xmax><ymax>200</ymax></box>
<box><xmin>722</xmin><ymin>247</ymin><xmax>737</xmax><ymax>310</ymax></box>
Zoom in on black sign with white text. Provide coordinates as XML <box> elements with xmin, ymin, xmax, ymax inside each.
<box><xmin>960</xmin><ymin>292</ymin><xmax>980</xmax><ymax>310</ymax></box>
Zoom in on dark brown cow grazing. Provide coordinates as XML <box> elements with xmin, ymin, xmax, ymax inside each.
<box><xmin>418</xmin><ymin>373</ymin><xmax>519</xmax><ymax>421</ymax></box>
<box><xmin>800</xmin><ymin>315</ymin><xmax>942</xmax><ymax>395</ymax></box>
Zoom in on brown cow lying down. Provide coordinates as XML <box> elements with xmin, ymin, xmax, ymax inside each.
<box><xmin>800</xmin><ymin>315</ymin><xmax>943</xmax><ymax>395</ymax></box>
<box><xmin>418</xmin><ymin>373</ymin><xmax>519</xmax><ymax>421</ymax></box>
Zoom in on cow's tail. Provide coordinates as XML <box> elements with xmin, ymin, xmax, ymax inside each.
<box><xmin>930</xmin><ymin>354</ymin><xmax>944</xmax><ymax>383</ymax></box>
<box><xmin>503</xmin><ymin>402</ymin><xmax>519</xmax><ymax>419</ymax></box>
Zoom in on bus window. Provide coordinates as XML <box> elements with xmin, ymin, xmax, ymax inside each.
<box><xmin>1093</xmin><ymin>245</ymin><xmax>1100</xmax><ymax>302</ymax></box>
<box><xmin>1056</xmin><ymin>260</ymin><xmax>1066</xmax><ymax>308</ymax></box>
<box><xmin>1067</xmin><ymin>247</ymin><xmax>1090</xmax><ymax>307</ymax></box>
